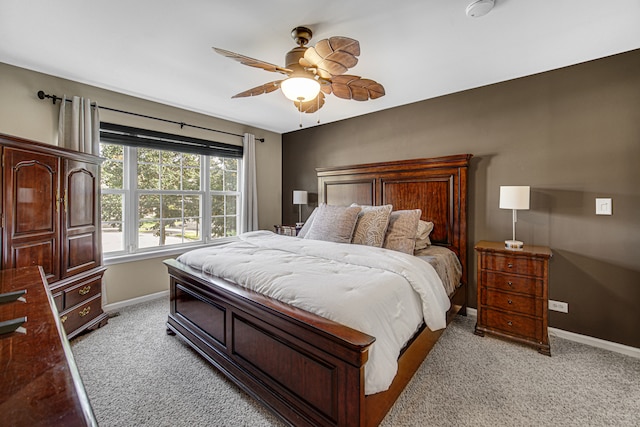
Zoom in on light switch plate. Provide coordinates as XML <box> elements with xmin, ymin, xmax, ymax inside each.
<box><xmin>595</xmin><ymin>198</ymin><xmax>612</xmax><ymax>215</ymax></box>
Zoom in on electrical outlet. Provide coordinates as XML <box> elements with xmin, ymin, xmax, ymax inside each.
<box><xmin>549</xmin><ymin>300</ymin><xmax>569</xmax><ymax>313</ymax></box>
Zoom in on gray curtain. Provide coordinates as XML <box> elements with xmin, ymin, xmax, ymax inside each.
<box><xmin>58</xmin><ymin>96</ymin><xmax>100</xmax><ymax>154</ymax></box>
<box><xmin>240</xmin><ymin>133</ymin><xmax>258</xmax><ymax>233</ymax></box>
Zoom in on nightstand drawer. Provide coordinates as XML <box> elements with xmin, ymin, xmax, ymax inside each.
<box><xmin>481</xmin><ymin>308</ymin><xmax>542</xmax><ymax>341</ymax></box>
<box><xmin>482</xmin><ymin>253</ymin><xmax>545</xmax><ymax>277</ymax></box>
<box><xmin>481</xmin><ymin>271</ymin><xmax>543</xmax><ymax>297</ymax></box>
<box><xmin>481</xmin><ymin>288</ymin><xmax>543</xmax><ymax>317</ymax></box>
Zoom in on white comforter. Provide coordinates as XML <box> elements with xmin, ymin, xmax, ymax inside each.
<box><xmin>177</xmin><ymin>230</ymin><xmax>451</xmax><ymax>394</ymax></box>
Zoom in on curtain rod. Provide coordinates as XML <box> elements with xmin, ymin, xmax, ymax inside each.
<box><xmin>36</xmin><ymin>90</ymin><xmax>265</xmax><ymax>143</ymax></box>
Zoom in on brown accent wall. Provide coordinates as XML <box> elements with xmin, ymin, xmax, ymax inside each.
<box><xmin>282</xmin><ymin>49</ymin><xmax>640</xmax><ymax>349</ymax></box>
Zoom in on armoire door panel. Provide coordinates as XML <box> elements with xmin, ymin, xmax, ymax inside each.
<box><xmin>65</xmin><ymin>165</ymin><xmax>96</xmax><ymax>229</ymax></box>
<box><xmin>12</xmin><ymin>158</ymin><xmax>57</xmax><ymax>235</ymax></box>
<box><xmin>3</xmin><ymin>148</ymin><xmax>60</xmax><ymax>282</ymax></box>
<box><xmin>11</xmin><ymin>236</ymin><xmax>57</xmax><ymax>280</ymax></box>
<box><xmin>66</xmin><ymin>233</ymin><xmax>96</xmax><ymax>272</ymax></box>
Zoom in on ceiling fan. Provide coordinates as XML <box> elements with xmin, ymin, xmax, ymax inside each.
<box><xmin>213</xmin><ymin>26</ymin><xmax>385</xmax><ymax>115</ymax></box>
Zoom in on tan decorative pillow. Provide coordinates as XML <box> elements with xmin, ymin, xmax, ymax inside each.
<box><xmin>414</xmin><ymin>220</ymin><xmax>434</xmax><ymax>250</ymax></box>
<box><xmin>296</xmin><ymin>207</ymin><xmax>317</xmax><ymax>238</ymax></box>
<box><xmin>350</xmin><ymin>204</ymin><xmax>393</xmax><ymax>247</ymax></box>
<box><xmin>304</xmin><ymin>204</ymin><xmax>361</xmax><ymax>243</ymax></box>
<box><xmin>383</xmin><ymin>209</ymin><xmax>422</xmax><ymax>254</ymax></box>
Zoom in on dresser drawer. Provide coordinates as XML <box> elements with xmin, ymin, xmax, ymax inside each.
<box><xmin>481</xmin><ymin>308</ymin><xmax>543</xmax><ymax>342</ymax></box>
<box><xmin>64</xmin><ymin>275</ymin><xmax>102</xmax><ymax>309</ymax></box>
<box><xmin>60</xmin><ymin>294</ymin><xmax>102</xmax><ymax>335</ymax></box>
<box><xmin>481</xmin><ymin>271</ymin><xmax>543</xmax><ymax>297</ymax></box>
<box><xmin>481</xmin><ymin>253</ymin><xmax>545</xmax><ymax>277</ymax></box>
<box><xmin>481</xmin><ymin>288</ymin><xmax>543</xmax><ymax>317</ymax></box>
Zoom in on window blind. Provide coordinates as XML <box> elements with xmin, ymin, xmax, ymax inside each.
<box><xmin>100</xmin><ymin>122</ymin><xmax>243</xmax><ymax>158</ymax></box>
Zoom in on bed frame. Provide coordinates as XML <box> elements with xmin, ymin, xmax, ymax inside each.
<box><xmin>165</xmin><ymin>154</ymin><xmax>472</xmax><ymax>426</ymax></box>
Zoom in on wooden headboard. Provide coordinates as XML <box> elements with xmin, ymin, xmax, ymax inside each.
<box><xmin>316</xmin><ymin>154</ymin><xmax>472</xmax><ymax>287</ymax></box>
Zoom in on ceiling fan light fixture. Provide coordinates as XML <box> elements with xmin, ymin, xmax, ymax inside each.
<box><xmin>280</xmin><ymin>76</ymin><xmax>321</xmax><ymax>102</ymax></box>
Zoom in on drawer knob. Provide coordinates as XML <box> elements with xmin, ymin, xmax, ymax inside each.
<box><xmin>60</xmin><ymin>315</ymin><xmax>68</xmax><ymax>324</ymax></box>
<box><xmin>508</xmin><ymin>299</ymin><xmax>513</xmax><ymax>304</ymax></box>
<box><xmin>79</xmin><ymin>306</ymin><xmax>91</xmax><ymax>317</ymax></box>
<box><xmin>507</xmin><ymin>281</ymin><xmax>513</xmax><ymax>287</ymax></box>
<box><xmin>507</xmin><ymin>263</ymin><xmax>513</xmax><ymax>268</ymax></box>
<box><xmin>79</xmin><ymin>285</ymin><xmax>91</xmax><ymax>295</ymax></box>
<box><xmin>507</xmin><ymin>320</ymin><xmax>513</xmax><ymax>326</ymax></box>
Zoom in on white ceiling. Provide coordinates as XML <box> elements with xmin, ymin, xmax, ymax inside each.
<box><xmin>1</xmin><ymin>0</ymin><xmax>639</xmax><ymax>134</ymax></box>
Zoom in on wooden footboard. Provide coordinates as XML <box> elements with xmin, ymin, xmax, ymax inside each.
<box><xmin>165</xmin><ymin>259</ymin><xmax>376</xmax><ymax>427</ymax></box>
<box><xmin>165</xmin><ymin>260</ymin><xmax>466</xmax><ymax>427</ymax></box>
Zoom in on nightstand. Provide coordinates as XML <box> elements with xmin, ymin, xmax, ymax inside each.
<box><xmin>474</xmin><ymin>240</ymin><xmax>553</xmax><ymax>355</ymax></box>
<box><xmin>274</xmin><ymin>224</ymin><xmax>300</xmax><ymax>236</ymax></box>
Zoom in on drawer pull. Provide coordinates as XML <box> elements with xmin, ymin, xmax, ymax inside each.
<box><xmin>507</xmin><ymin>263</ymin><xmax>513</xmax><ymax>268</ymax></box>
<box><xmin>507</xmin><ymin>320</ymin><xmax>513</xmax><ymax>326</ymax></box>
<box><xmin>79</xmin><ymin>306</ymin><xmax>91</xmax><ymax>317</ymax></box>
<box><xmin>60</xmin><ymin>315</ymin><xmax>68</xmax><ymax>324</ymax></box>
<box><xmin>507</xmin><ymin>281</ymin><xmax>513</xmax><ymax>287</ymax></box>
<box><xmin>78</xmin><ymin>285</ymin><xmax>91</xmax><ymax>296</ymax></box>
<box><xmin>508</xmin><ymin>299</ymin><xmax>513</xmax><ymax>304</ymax></box>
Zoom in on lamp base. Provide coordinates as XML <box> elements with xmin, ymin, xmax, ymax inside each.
<box><xmin>505</xmin><ymin>239</ymin><xmax>524</xmax><ymax>250</ymax></box>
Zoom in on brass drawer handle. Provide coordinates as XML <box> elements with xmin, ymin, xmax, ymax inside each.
<box><xmin>508</xmin><ymin>299</ymin><xmax>513</xmax><ymax>304</ymax></box>
<box><xmin>60</xmin><ymin>315</ymin><xmax>68</xmax><ymax>324</ymax></box>
<box><xmin>79</xmin><ymin>306</ymin><xmax>91</xmax><ymax>317</ymax></box>
<box><xmin>79</xmin><ymin>285</ymin><xmax>91</xmax><ymax>295</ymax></box>
<box><xmin>507</xmin><ymin>281</ymin><xmax>513</xmax><ymax>287</ymax></box>
<box><xmin>507</xmin><ymin>263</ymin><xmax>513</xmax><ymax>268</ymax></box>
<box><xmin>507</xmin><ymin>320</ymin><xmax>513</xmax><ymax>326</ymax></box>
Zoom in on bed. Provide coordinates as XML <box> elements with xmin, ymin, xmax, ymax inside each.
<box><xmin>164</xmin><ymin>154</ymin><xmax>472</xmax><ymax>426</ymax></box>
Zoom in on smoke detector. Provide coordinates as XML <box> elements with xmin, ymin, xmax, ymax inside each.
<box><xmin>466</xmin><ymin>0</ymin><xmax>495</xmax><ymax>17</ymax></box>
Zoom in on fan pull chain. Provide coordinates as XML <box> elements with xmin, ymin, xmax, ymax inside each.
<box><xmin>316</xmin><ymin>95</ymin><xmax>321</xmax><ymax>124</ymax></box>
<box><xmin>298</xmin><ymin>98</ymin><xmax>303</xmax><ymax>128</ymax></box>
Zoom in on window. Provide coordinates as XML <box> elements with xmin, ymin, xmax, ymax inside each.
<box><xmin>99</xmin><ymin>124</ymin><xmax>243</xmax><ymax>258</ymax></box>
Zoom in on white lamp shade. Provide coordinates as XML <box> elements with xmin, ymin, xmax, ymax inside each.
<box><xmin>499</xmin><ymin>186</ymin><xmax>530</xmax><ymax>210</ymax></box>
<box><xmin>293</xmin><ymin>190</ymin><xmax>308</xmax><ymax>205</ymax></box>
<box><xmin>280</xmin><ymin>77</ymin><xmax>321</xmax><ymax>102</ymax></box>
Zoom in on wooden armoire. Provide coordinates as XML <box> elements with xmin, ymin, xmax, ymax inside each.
<box><xmin>1</xmin><ymin>133</ymin><xmax>108</xmax><ymax>338</ymax></box>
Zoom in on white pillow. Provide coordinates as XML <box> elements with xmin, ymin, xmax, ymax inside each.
<box><xmin>304</xmin><ymin>204</ymin><xmax>361</xmax><ymax>243</ymax></box>
<box><xmin>350</xmin><ymin>204</ymin><xmax>393</xmax><ymax>247</ymax></box>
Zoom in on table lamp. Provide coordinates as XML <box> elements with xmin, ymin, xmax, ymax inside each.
<box><xmin>499</xmin><ymin>186</ymin><xmax>530</xmax><ymax>250</ymax></box>
<box><xmin>293</xmin><ymin>190</ymin><xmax>308</xmax><ymax>225</ymax></box>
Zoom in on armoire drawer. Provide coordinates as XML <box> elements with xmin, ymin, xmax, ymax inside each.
<box><xmin>64</xmin><ymin>275</ymin><xmax>102</xmax><ymax>309</ymax></box>
<box><xmin>60</xmin><ymin>293</ymin><xmax>103</xmax><ymax>335</ymax></box>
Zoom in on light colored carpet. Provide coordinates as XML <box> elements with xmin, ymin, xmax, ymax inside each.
<box><xmin>71</xmin><ymin>297</ymin><xmax>640</xmax><ymax>426</ymax></box>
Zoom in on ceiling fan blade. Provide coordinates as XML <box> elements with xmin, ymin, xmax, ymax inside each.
<box><xmin>302</xmin><ymin>37</ymin><xmax>360</xmax><ymax>79</ymax></box>
<box><xmin>294</xmin><ymin>91</ymin><xmax>326</xmax><ymax>114</ymax></box>
<box><xmin>213</xmin><ymin>47</ymin><xmax>292</xmax><ymax>75</ymax></box>
<box><xmin>232</xmin><ymin>81</ymin><xmax>283</xmax><ymax>98</ymax></box>
<box><xmin>330</xmin><ymin>75</ymin><xmax>385</xmax><ymax>101</ymax></box>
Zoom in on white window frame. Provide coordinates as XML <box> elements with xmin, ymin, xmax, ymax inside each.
<box><xmin>101</xmin><ymin>144</ymin><xmax>242</xmax><ymax>264</ymax></box>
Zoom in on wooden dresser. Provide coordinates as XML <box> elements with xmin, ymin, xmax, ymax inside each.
<box><xmin>0</xmin><ymin>266</ymin><xmax>97</xmax><ymax>426</ymax></box>
<box><xmin>1</xmin><ymin>134</ymin><xmax>108</xmax><ymax>338</ymax></box>
<box><xmin>474</xmin><ymin>240</ymin><xmax>552</xmax><ymax>355</ymax></box>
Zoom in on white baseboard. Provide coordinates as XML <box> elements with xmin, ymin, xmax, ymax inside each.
<box><xmin>465</xmin><ymin>308</ymin><xmax>640</xmax><ymax>359</ymax></box>
<box><xmin>103</xmin><ymin>290</ymin><xmax>169</xmax><ymax>313</ymax></box>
